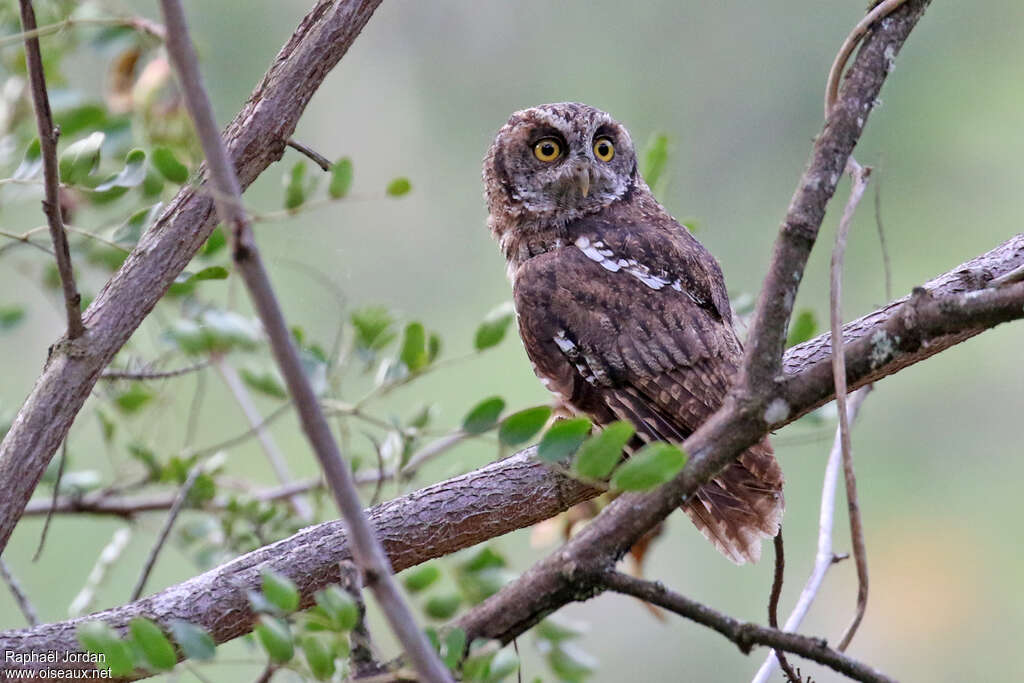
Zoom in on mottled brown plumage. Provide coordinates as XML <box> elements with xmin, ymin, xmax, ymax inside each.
<box><xmin>483</xmin><ymin>103</ymin><xmax>783</xmax><ymax>563</ymax></box>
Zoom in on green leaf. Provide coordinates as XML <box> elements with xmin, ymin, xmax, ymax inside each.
<box><xmin>283</xmin><ymin>161</ymin><xmax>307</xmax><ymax>210</ymax></box>
<box><xmin>351</xmin><ymin>306</ymin><xmax>396</xmax><ymax>352</ymax></box>
<box><xmin>572</xmin><ymin>421</ymin><xmax>635</xmax><ymax>480</ymax></box>
<box><xmin>474</xmin><ymin>302</ymin><xmax>515</xmax><ymax>351</ymax></box>
<box><xmin>787</xmin><ymin>309</ymin><xmax>818</xmax><ymax>348</ymax></box>
<box><xmin>402</xmin><ymin>564</ymin><xmax>441</xmax><ymax>593</ymax></box>
<box><xmin>129</xmin><ymin>618</ymin><xmax>176</xmax><ymax>672</ymax></box>
<box><xmin>151</xmin><ymin>146</ymin><xmax>189</xmax><ymax>183</ymax></box>
<box><xmin>262</xmin><ymin>569</ymin><xmax>300</xmax><ymax>613</ymax></box>
<box><xmin>329</xmin><ymin>157</ymin><xmax>353</xmax><ymax>198</ymax></box>
<box><xmin>187</xmin><ymin>472</ymin><xmax>216</xmax><ymax>504</ymax></box>
<box><xmin>114</xmin><ymin>385</ymin><xmax>154</xmax><ymax>414</ymax></box>
<box><xmin>424</xmin><ymin>593</ymin><xmax>462</xmax><ymax>620</ymax></box>
<box><xmin>462</xmin><ymin>396</ymin><xmax>505</xmax><ymax>435</ymax></box>
<box><xmin>240</xmin><ymin>366</ymin><xmax>288</xmax><ymax>399</ymax></box>
<box><xmin>0</xmin><ymin>305</ymin><xmax>26</xmax><ymax>331</ymax></box>
<box><xmin>77</xmin><ymin>621</ymin><xmax>135</xmax><ymax>676</ymax></box>
<box><xmin>399</xmin><ymin>322</ymin><xmax>428</xmax><ymax>372</ymax></box>
<box><xmin>95</xmin><ymin>148</ymin><xmax>147</xmax><ymax>191</ymax></box>
<box><xmin>255</xmin><ymin>615</ymin><xmax>294</xmax><ymax>664</ymax></box>
<box><xmin>184</xmin><ymin>266</ymin><xmax>229</xmax><ymax>284</ymax></box>
<box><xmin>442</xmin><ymin>628</ymin><xmax>467</xmax><ymax>670</ymax></box>
<box><xmin>169</xmin><ymin>620</ymin><xmax>215</xmax><ymax>662</ymax></box>
<box><xmin>386</xmin><ymin>177</ymin><xmax>412</xmax><ymax>197</ymax></box>
<box><xmin>141</xmin><ymin>167</ymin><xmax>164</xmax><ymax>197</ymax></box>
<box><xmin>13</xmin><ymin>138</ymin><xmax>42</xmax><ymax>180</ymax></box>
<box><xmin>200</xmin><ymin>227</ymin><xmax>226</xmax><ymax>257</ymax></box>
<box><xmin>642</xmin><ymin>133</ymin><xmax>670</xmax><ymax>193</ymax></box>
<box><xmin>53</xmin><ymin>104</ymin><xmax>108</xmax><ymax>137</ymax></box>
<box><xmin>113</xmin><ymin>202</ymin><xmax>163</xmax><ymax>246</ymax></box>
<box><xmin>59</xmin><ymin>131</ymin><xmax>105</xmax><ymax>185</ymax></box>
<box><xmin>301</xmin><ymin>635</ymin><xmax>336</xmax><ymax>680</ymax></box>
<box><xmin>313</xmin><ymin>586</ymin><xmax>359</xmax><ymax>632</ymax></box>
<box><xmin>610</xmin><ymin>442</ymin><xmax>687</xmax><ymax>491</ymax></box>
<box><xmin>461</xmin><ymin>545</ymin><xmax>508</xmax><ymax>572</ymax></box>
<box><xmin>498</xmin><ymin>406</ymin><xmax>551</xmax><ymax>446</ymax></box>
<box><xmin>536</xmin><ymin>418</ymin><xmax>592</xmax><ymax>463</ymax></box>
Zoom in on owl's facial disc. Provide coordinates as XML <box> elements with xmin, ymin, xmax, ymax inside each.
<box><xmin>484</xmin><ymin>103</ymin><xmax>638</xmax><ymax>224</ymax></box>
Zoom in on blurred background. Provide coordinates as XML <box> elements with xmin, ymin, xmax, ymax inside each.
<box><xmin>1</xmin><ymin>1</ymin><xmax>1023</xmax><ymax>681</ymax></box>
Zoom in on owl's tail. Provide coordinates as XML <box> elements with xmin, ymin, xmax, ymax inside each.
<box><xmin>682</xmin><ymin>438</ymin><xmax>784</xmax><ymax>564</ymax></box>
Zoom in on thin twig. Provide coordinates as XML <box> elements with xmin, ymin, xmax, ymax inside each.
<box><xmin>602</xmin><ymin>571</ymin><xmax>895</xmax><ymax>683</ymax></box>
<box><xmin>191</xmin><ymin>401</ymin><xmax>292</xmax><ymax>457</ymax></box>
<box><xmin>31</xmin><ymin>438</ymin><xmax>67</xmax><ymax>562</ymax></box>
<box><xmin>17</xmin><ymin>0</ymin><xmax>84</xmax><ymax>339</ymax></box>
<box><xmin>768</xmin><ymin>531</ymin><xmax>800</xmax><ymax>682</ymax></box>
<box><xmin>0</xmin><ymin>557</ymin><xmax>39</xmax><ymax>626</ymax></box>
<box><xmin>100</xmin><ymin>360</ymin><xmax>209</xmax><ymax>381</ymax></box>
<box><xmin>831</xmin><ymin>160</ymin><xmax>872</xmax><ymax>652</ymax></box>
<box><xmin>130</xmin><ymin>465</ymin><xmax>202</xmax><ymax>601</ymax></box>
<box><xmin>0</xmin><ymin>15</ymin><xmax>165</xmax><ymax>48</ymax></box>
<box><xmin>157</xmin><ymin>1</ymin><xmax>451</xmax><ymax>679</ymax></box>
<box><xmin>825</xmin><ymin>0</ymin><xmax>910</xmax><ymax>117</ymax></box>
<box><xmin>287</xmin><ymin>138</ymin><xmax>332</xmax><ymax>172</ymax></box>
<box><xmin>873</xmin><ymin>178</ymin><xmax>893</xmax><ymax>302</ymax></box>
<box><xmin>213</xmin><ymin>357</ymin><xmax>312</xmax><ymax>519</ymax></box>
<box><xmin>752</xmin><ymin>385</ymin><xmax>872</xmax><ymax>683</ymax></box>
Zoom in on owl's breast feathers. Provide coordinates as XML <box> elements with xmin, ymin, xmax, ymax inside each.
<box><xmin>512</xmin><ymin>211</ymin><xmax>783</xmax><ymax>564</ymax></box>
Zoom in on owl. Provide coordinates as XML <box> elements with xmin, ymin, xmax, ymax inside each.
<box><xmin>483</xmin><ymin>102</ymin><xmax>783</xmax><ymax>564</ymax></box>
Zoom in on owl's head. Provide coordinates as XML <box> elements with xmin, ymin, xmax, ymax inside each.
<box><xmin>483</xmin><ymin>103</ymin><xmax>638</xmax><ymax>226</ymax></box>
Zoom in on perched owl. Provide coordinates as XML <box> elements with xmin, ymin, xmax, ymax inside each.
<box><xmin>483</xmin><ymin>103</ymin><xmax>783</xmax><ymax>564</ymax></box>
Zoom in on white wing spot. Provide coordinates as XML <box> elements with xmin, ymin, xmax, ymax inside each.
<box><xmin>574</xmin><ymin>236</ymin><xmax>676</xmax><ymax>291</ymax></box>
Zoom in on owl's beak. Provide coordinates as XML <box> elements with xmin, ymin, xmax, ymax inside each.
<box><xmin>576</xmin><ymin>168</ymin><xmax>591</xmax><ymax>198</ymax></box>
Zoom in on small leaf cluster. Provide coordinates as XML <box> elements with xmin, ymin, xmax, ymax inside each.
<box><xmin>76</xmin><ymin>617</ymin><xmax>214</xmax><ymax>677</ymax></box>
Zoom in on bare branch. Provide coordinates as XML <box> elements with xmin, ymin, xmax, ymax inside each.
<box><xmin>753</xmin><ymin>385</ymin><xmax>873</xmax><ymax>683</ymax></box>
<box><xmin>830</xmin><ymin>160</ymin><xmax>872</xmax><ymax>651</ymax></box>
<box><xmin>602</xmin><ymin>572</ymin><xmax>895</xmax><ymax>683</ymax></box>
<box><xmin>287</xmin><ymin>138</ymin><xmax>332</xmax><ymax>172</ymax></box>
<box><xmin>17</xmin><ymin>0</ymin><xmax>84</xmax><ymax>339</ymax></box>
<box><xmin>156</xmin><ymin>1</ymin><xmax>449</xmax><ymax>679</ymax></box>
<box><xmin>100</xmin><ymin>361</ymin><xmax>209</xmax><ymax>381</ymax></box>
<box><xmin>129</xmin><ymin>466</ymin><xmax>202</xmax><ymax>601</ymax></box>
<box><xmin>0</xmin><ymin>558</ymin><xmax>38</xmax><ymax>626</ymax></box>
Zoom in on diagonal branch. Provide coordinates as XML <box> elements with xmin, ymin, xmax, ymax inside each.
<box><xmin>156</xmin><ymin>1</ymin><xmax>448</xmax><ymax>679</ymax></box>
<box><xmin>0</xmin><ymin>0</ymin><xmax>384</xmax><ymax>557</ymax></box>
<box><xmin>17</xmin><ymin>0</ymin><xmax>84</xmax><ymax>339</ymax></box>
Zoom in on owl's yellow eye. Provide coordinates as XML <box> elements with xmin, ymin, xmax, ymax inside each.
<box><xmin>593</xmin><ymin>137</ymin><xmax>615</xmax><ymax>162</ymax></box>
<box><xmin>533</xmin><ymin>138</ymin><xmax>561</xmax><ymax>162</ymax></box>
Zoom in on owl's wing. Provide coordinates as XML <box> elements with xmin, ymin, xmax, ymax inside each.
<box><xmin>514</xmin><ymin>221</ymin><xmax>782</xmax><ymax>563</ymax></box>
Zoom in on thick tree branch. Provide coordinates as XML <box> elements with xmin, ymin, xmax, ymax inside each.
<box><xmin>0</xmin><ymin>0</ymin><xmax>383</xmax><ymax>555</ymax></box>
<box><xmin>157</xmin><ymin>0</ymin><xmax>448</xmax><ymax>678</ymax></box>
<box><xmin>17</xmin><ymin>0</ymin><xmax>85</xmax><ymax>339</ymax></box>
<box><xmin>601</xmin><ymin>572</ymin><xmax>894</xmax><ymax>683</ymax></box>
